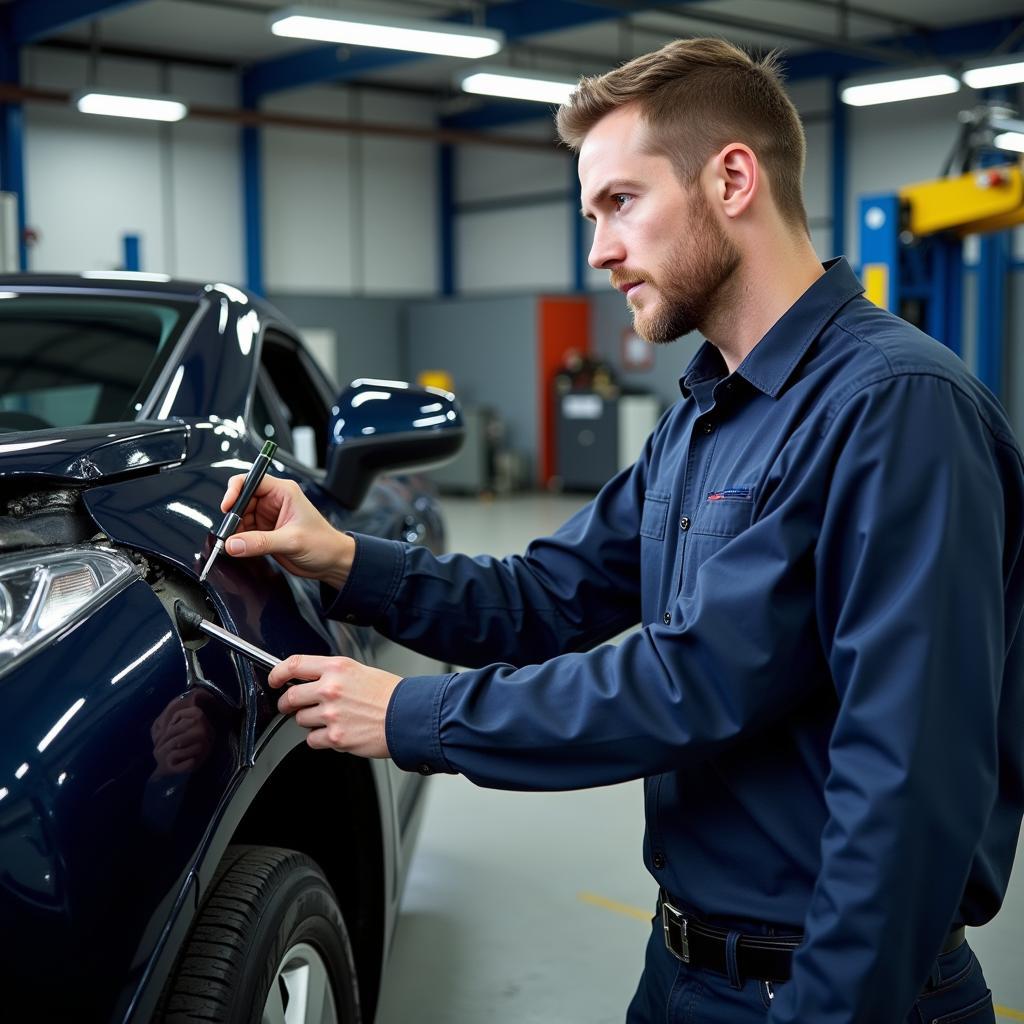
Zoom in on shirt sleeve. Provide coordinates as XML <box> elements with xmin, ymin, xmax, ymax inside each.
<box><xmin>323</xmin><ymin>420</ymin><xmax>663</xmax><ymax>669</ymax></box>
<box><xmin>385</xmin><ymin>413</ymin><xmax>839</xmax><ymax>789</ymax></box>
<box><xmin>768</xmin><ymin>374</ymin><xmax>1014</xmax><ymax>1023</ymax></box>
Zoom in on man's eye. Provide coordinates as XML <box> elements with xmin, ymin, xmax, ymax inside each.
<box><xmin>612</xmin><ymin>194</ymin><xmax>630</xmax><ymax>207</ymax></box>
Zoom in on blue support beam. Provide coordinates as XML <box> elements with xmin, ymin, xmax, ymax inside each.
<box><xmin>786</xmin><ymin>15</ymin><xmax>1022</xmax><ymax>81</ymax></box>
<box><xmin>244</xmin><ymin>1</ymin><xmax>666</xmax><ymax>101</ymax></box>
<box><xmin>242</xmin><ymin>82</ymin><xmax>263</xmax><ymax>295</ymax></box>
<box><xmin>926</xmin><ymin>239</ymin><xmax>963</xmax><ymax>358</ymax></box>
<box><xmin>976</xmin><ymin>231</ymin><xmax>1009</xmax><ymax>397</ymax></box>
<box><xmin>443</xmin><ymin>101</ymin><xmax>557</xmax><ymax>133</ymax></box>
<box><xmin>829</xmin><ymin>78</ymin><xmax>846</xmax><ymax>259</ymax></box>
<box><xmin>0</xmin><ymin>11</ymin><xmax>27</xmax><ymax>270</ymax></box>
<box><xmin>122</xmin><ymin>233</ymin><xmax>140</xmax><ymax>272</ymax></box>
<box><xmin>9</xmin><ymin>0</ymin><xmax>145</xmax><ymax>45</ymax></box>
<box><xmin>571</xmin><ymin>155</ymin><xmax>585</xmax><ymax>293</ymax></box>
<box><xmin>447</xmin><ymin>15</ymin><xmax>1023</xmax><ymax>131</ymax></box>
<box><xmin>439</xmin><ymin>144</ymin><xmax>455</xmax><ymax>296</ymax></box>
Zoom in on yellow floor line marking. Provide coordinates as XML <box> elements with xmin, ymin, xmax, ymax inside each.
<box><xmin>577</xmin><ymin>891</ymin><xmax>652</xmax><ymax>922</ymax></box>
<box><xmin>578</xmin><ymin>892</ymin><xmax>1024</xmax><ymax>1021</ymax></box>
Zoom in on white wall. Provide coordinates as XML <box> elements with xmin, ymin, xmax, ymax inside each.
<box><xmin>16</xmin><ymin>49</ymin><xmax>439</xmax><ymax>294</ymax></box>
<box><xmin>262</xmin><ymin>84</ymin><xmax>437</xmax><ymax>296</ymax></box>
<box><xmin>21</xmin><ymin>48</ymin><xmax>243</xmax><ymax>282</ymax></box>
<box><xmin>450</xmin><ymin>80</ymin><xmax>839</xmax><ymax>298</ymax></box>
<box><xmin>453</xmin><ymin>115</ymin><xmax>576</xmax><ymax>294</ymax></box>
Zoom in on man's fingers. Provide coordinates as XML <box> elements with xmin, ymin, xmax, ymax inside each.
<box><xmin>219</xmin><ymin>472</ymin><xmax>286</xmax><ymax>514</ymax></box>
<box><xmin>305</xmin><ymin>727</ymin><xmax>333</xmax><ymax>750</ymax></box>
<box><xmin>268</xmin><ymin>654</ymin><xmax>338</xmax><ymax>690</ymax></box>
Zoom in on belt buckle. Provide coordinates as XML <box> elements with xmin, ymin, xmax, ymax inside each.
<box><xmin>661</xmin><ymin>899</ymin><xmax>691</xmax><ymax>963</ymax></box>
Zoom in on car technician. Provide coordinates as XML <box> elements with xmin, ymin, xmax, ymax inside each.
<box><xmin>217</xmin><ymin>37</ymin><xmax>1024</xmax><ymax>1024</ymax></box>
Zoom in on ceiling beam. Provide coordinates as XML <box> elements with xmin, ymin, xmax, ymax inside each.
<box><xmin>785</xmin><ymin>14</ymin><xmax>1024</xmax><ymax>79</ymax></box>
<box><xmin>446</xmin><ymin>12</ymin><xmax>1024</xmax><ymax>131</ymax></box>
<box><xmin>9</xmin><ymin>0</ymin><xmax>146</xmax><ymax>46</ymax></box>
<box><xmin>242</xmin><ymin>0</ymin><xmax>664</xmax><ymax>101</ymax></box>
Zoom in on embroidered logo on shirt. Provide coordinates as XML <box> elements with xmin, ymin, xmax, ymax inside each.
<box><xmin>707</xmin><ymin>488</ymin><xmax>753</xmax><ymax>502</ymax></box>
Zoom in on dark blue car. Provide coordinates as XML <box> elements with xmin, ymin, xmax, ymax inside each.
<box><xmin>0</xmin><ymin>273</ymin><xmax>463</xmax><ymax>1024</ymax></box>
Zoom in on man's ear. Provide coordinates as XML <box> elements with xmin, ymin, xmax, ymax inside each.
<box><xmin>710</xmin><ymin>143</ymin><xmax>757</xmax><ymax>220</ymax></box>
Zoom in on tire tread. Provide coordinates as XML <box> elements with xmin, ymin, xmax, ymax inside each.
<box><xmin>156</xmin><ymin>844</ymin><xmax>356</xmax><ymax>1024</ymax></box>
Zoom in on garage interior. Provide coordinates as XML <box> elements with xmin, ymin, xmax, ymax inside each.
<box><xmin>1</xmin><ymin>0</ymin><xmax>1024</xmax><ymax>1020</ymax></box>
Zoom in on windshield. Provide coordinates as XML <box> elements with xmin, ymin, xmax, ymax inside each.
<box><xmin>0</xmin><ymin>294</ymin><xmax>194</xmax><ymax>432</ymax></box>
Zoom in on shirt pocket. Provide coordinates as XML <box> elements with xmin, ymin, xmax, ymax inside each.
<box><xmin>640</xmin><ymin>490</ymin><xmax>671</xmax><ymax>622</ymax></box>
<box><xmin>681</xmin><ymin>486</ymin><xmax>755</xmax><ymax>599</ymax></box>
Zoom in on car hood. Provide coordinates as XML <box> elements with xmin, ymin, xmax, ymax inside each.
<box><xmin>0</xmin><ymin>420</ymin><xmax>189</xmax><ymax>484</ymax></box>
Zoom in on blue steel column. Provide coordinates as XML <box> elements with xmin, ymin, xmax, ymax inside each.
<box><xmin>439</xmin><ymin>143</ymin><xmax>455</xmax><ymax>296</ymax></box>
<box><xmin>241</xmin><ymin>81</ymin><xmax>263</xmax><ymax>295</ymax></box>
<box><xmin>975</xmin><ymin>144</ymin><xmax>1011</xmax><ymax>397</ymax></box>
<box><xmin>0</xmin><ymin>19</ymin><xmax>27</xmax><ymax>270</ymax></box>
<box><xmin>122</xmin><ymin>233</ymin><xmax>140</xmax><ymax>271</ymax></box>
<box><xmin>830</xmin><ymin>78</ymin><xmax>846</xmax><ymax>258</ymax></box>
<box><xmin>571</xmin><ymin>154</ymin><xmax>585</xmax><ymax>292</ymax></box>
<box><xmin>926</xmin><ymin>239</ymin><xmax>963</xmax><ymax>357</ymax></box>
<box><xmin>976</xmin><ymin>230</ymin><xmax>1009</xmax><ymax>398</ymax></box>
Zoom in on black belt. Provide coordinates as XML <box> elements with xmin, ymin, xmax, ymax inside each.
<box><xmin>659</xmin><ymin>890</ymin><xmax>966</xmax><ymax>984</ymax></box>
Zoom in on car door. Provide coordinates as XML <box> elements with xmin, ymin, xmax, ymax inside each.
<box><xmin>255</xmin><ymin>329</ymin><xmax>444</xmax><ymax>836</ymax></box>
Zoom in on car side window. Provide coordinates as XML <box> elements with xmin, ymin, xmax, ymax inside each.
<box><xmin>251</xmin><ymin>372</ymin><xmax>293</xmax><ymax>452</ymax></box>
<box><xmin>257</xmin><ymin>330</ymin><xmax>331</xmax><ymax>470</ymax></box>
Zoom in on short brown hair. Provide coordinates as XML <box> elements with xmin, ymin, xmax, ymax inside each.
<box><xmin>557</xmin><ymin>38</ymin><xmax>808</xmax><ymax>232</ymax></box>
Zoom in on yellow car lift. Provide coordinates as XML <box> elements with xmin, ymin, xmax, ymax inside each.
<box><xmin>859</xmin><ymin>155</ymin><xmax>1023</xmax><ymax>397</ymax></box>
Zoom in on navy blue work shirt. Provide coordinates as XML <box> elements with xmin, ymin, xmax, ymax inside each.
<box><xmin>326</xmin><ymin>258</ymin><xmax>1024</xmax><ymax>1022</ymax></box>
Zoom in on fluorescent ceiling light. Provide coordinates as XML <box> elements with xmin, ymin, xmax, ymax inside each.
<box><xmin>270</xmin><ymin>6</ymin><xmax>503</xmax><ymax>59</ymax></box>
<box><xmin>459</xmin><ymin>68</ymin><xmax>577</xmax><ymax>104</ymax></box>
<box><xmin>81</xmin><ymin>271</ymin><xmax>172</xmax><ymax>282</ymax></box>
<box><xmin>994</xmin><ymin>131</ymin><xmax>1024</xmax><ymax>154</ymax></box>
<box><xmin>840</xmin><ymin>71</ymin><xmax>959</xmax><ymax>107</ymax></box>
<box><xmin>963</xmin><ymin>57</ymin><xmax>1024</xmax><ymax>90</ymax></box>
<box><xmin>74</xmin><ymin>90</ymin><xmax>187</xmax><ymax>122</ymax></box>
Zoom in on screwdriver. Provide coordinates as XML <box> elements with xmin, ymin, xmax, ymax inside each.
<box><xmin>199</xmin><ymin>439</ymin><xmax>278</xmax><ymax>582</ymax></box>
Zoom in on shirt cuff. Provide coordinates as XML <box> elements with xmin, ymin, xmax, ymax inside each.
<box><xmin>386</xmin><ymin>672</ymin><xmax>459</xmax><ymax>776</ymax></box>
<box><xmin>320</xmin><ymin>531</ymin><xmax>405</xmax><ymax>626</ymax></box>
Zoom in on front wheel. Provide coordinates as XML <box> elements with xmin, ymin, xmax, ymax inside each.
<box><xmin>158</xmin><ymin>845</ymin><xmax>360</xmax><ymax>1024</ymax></box>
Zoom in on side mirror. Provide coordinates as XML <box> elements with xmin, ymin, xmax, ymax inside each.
<box><xmin>325</xmin><ymin>379</ymin><xmax>464</xmax><ymax>509</ymax></box>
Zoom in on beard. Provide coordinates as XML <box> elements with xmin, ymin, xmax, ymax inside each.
<box><xmin>619</xmin><ymin>190</ymin><xmax>741</xmax><ymax>344</ymax></box>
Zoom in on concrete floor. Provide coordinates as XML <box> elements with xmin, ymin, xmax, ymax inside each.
<box><xmin>375</xmin><ymin>493</ymin><xmax>1024</xmax><ymax>1023</ymax></box>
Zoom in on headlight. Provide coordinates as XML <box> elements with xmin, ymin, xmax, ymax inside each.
<box><xmin>0</xmin><ymin>547</ymin><xmax>137</xmax><ymax>671</ymax></box>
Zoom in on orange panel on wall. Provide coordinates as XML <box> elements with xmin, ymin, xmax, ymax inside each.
<box><xmin>537</xmin><ymin>296</ymin><xmax>591</xmax><ymax>486</ymax></box>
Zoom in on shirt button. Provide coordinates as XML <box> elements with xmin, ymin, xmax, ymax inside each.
<box><xmin>703</xmin><ymin>421</ymin><xmax>714</xmax><ymax>434</ymax></box>
<box><xmin>653</xmin><ymin>852</ymin><xmax>666</xmax><ymax>869</ymax></box>
<box><xmin>679</xmin><ymin>516</ymin><xmax>690</xmax><ymax>531</ymax></box>
<box><xmin>417</xmin><ymin>764</ymin><xmax>433</xmax><ymax>775</ymax></box>
<box><xmin>344</xmin><ymin>613</ymin><xmax>357</xmax><ymax>623</ymax></box>
<box><xmin>663</xmin><ymin>611</ymin><xmax>671</xmax><ymax>625</ymax></box>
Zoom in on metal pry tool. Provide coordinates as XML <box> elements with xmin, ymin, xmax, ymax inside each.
<box><xmin>199</xmin><ymin>439</ymin><xmax>278</xmax><ymax>582</ymax></box>
<box><xmin>174</xmin><ymin>600</ymin><xmax>281</xmax><ymax>671</ymax></box>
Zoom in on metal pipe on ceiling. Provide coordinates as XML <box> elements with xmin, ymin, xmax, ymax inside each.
<box><xmin>566</xmin><ymin>0</ymin><xmax>928</xmax><ymax>65</ymax></box>
<box><xmin>0</xmin><ymin>82</ymin><xmax>562</xmax><ymax>152</ymax></box>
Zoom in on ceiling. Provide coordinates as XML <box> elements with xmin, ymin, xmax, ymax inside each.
<box><xmin>7</xmin><ymin>0</ymin><xmax>1024</xmax><ymax>113</ymax></box>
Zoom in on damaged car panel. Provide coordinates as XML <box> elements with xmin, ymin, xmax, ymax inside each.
<box><xmin>0</xmin><ymin>273</ymin><xmax>462</xmax><ymax>1023</ymax></box>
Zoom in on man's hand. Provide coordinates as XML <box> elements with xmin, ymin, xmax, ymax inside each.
<box><xmin>269</xmin><ymin>655</ymin><xmax>401</xmax><ymax>757</ymax></box>
<box><xmin>219</xmin><ymin>474</ymin><xmax>354</xmax><ymax>589</ymax></box>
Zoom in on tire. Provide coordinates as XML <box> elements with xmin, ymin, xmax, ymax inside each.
<box><xmin>157</xmin><ymin>845</ymin><xmax>361</xmax><ymax>1024</ymax></box>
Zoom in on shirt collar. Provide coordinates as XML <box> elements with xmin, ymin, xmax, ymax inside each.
<box><xmin>679</xmin><ymin>257</ymin><xmax>864</xmax><ymax>400</ymax></box>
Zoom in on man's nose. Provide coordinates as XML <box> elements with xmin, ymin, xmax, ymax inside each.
<box><xmin>588</xmin><ymin>221</ymin><xmax>625</xmax><ymax>270</ymax></box>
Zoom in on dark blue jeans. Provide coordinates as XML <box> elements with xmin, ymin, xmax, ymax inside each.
<box><xmin>626</xmin><ymin>912</ymin><xmax>995</xmax><ymax>1023</ymax></box>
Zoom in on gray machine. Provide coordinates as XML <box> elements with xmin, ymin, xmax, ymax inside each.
<box><xmin>556</xmin><ymin>391</ymin><xmax>661</xmax><ymax>491</ymax></box>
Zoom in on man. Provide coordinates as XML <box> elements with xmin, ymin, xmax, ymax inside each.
<box><xmin>219</xmin><ymin>38</ymin><xmax>1024</xmax><ymax>1023</ymax></box>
